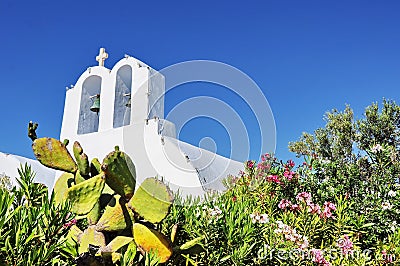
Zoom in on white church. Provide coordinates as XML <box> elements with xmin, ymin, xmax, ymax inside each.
<box><xmin>0</xmin><ymin>48</ymin><xmax>243</xmax><ymax>196</ymax></box>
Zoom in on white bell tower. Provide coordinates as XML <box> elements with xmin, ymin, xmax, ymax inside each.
<box><xmin>59</xmin><ymin>48</ymin><xmax>243</xmax><ymax>197</ymax></box>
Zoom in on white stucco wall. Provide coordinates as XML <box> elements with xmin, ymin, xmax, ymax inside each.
<box><xmin>0</xmin><ymin>152</ymin><xmax>56</xmax><ymax>189</ymax></box>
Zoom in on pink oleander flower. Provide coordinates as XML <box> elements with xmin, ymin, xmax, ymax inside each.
<box><xmin>290</xmin><ymin>204</ymin><xmax>300</xmax><ymax>211</ymax></box>
<box><xmin>296</xmin><ymin>192</ymin><xmax>312</xmax><ymax>203</ymax></box>
<box><xmin>307</xmin><ymin>203</ymin><xmax>321</xmax><ymax>215</ymax></box>
<box><xmin>287</xmin><ymin>159</ymin><xmax>295</xmax><ymax>168</ymax></box>
<box><xmin>278</xmin><ymin>199</ymin><xmax>292</xmax><ymax>210</ymax></box>
<box><xmin>321</xmin><ymin>208</ymin><xmax>333</xmax><ymax>219</ymax></box>
<box><xmin>247</xmin><ymin>160</ymin><xmax>255</xmax><ymax>169</ymax></box>
<box><xmin>320</xmin><ymin>202</ymin><xmax>336</xmax><ymax>219</ymax></box>
<box><xmin>250</xmin><ymin>213</ymin><xmax>259</xmax><ymax>223</ymax></box>
<box><xmin>259</xmin><ymin>214</ymin><xmax>269</xmax><ymax>224</ymax></box>
<box><xmin>250</xmin><ymin>212</ymin><xmax>269</xmax><ymax>224</ymax></box>
<box><xmin>274</xmin><ymin>221</ymin><xmax>309</xmax><ymax>250</ymax></box>
<box><xmin>311</xmin><ymin>249</ymin><xmax>330</xmax><ymax>266</ymax></box>
<box><xmin>324</xmin><ymin>201</ymin><xmax>336</xmax><ymax>211</ymax></box>
<box><xmin>337</xmin><ymin>235</ymin><xmax>354</xmax><ymax>255</ymax></box>
<box><xmin>261</xmin><ymin>153</ymin><xmax>271</xmax><ymax>162</ymax></box>
<box><xmin>63</xmin><ymin>218</ymin><xmax>77</xmax><ymax>228</ymax></box>
<box><xmin>266</xmin><ymin>175</ymin><xmax>282</xmax><ymax>184</ymax></box>
<box><xmin>283</xmin><ymin>170</ymin><xmax>295</xmax><ymax>180</ymax></box>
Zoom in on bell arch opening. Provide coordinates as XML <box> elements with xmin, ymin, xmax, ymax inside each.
<box><xmin>77</xmin><ymin>75</ymin><xmax>102</xmax><ymax>134</ymax></box>
<box><xmin>113</xmin><ymin>65</ymin><xmax>132</xmax><ymax>128</ymax></box>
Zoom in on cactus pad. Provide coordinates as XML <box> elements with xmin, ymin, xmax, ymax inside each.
<box><xmin>87</xmin><ymin>201</ymin><xmax>101</xmax><ymax>225</ymax></box>
<box><xmin>128</xmin><ymin>177</ymin><xmax>173</xmax><ymax>223</ymax></box>
<box><xmin>53</xmin><ymin>172</ymin><xmax>74</xmax><ymax>205</ymax></box>
<box><xmin>73</xmin><ymin>141</ymin><xmax>90</xmax><ymax>176</ymax></box>
<box><xmin>32</xmin><ymin>137</ymin><xmax>77</xmax><ymax>173</ymax></box>
<box><xmin>90</xmin><ymin>158</ymin><xmax>101</xmax><ymax>176</ymax></box>
<box><xmin>96</xmin><ymin>195</ymin><xmax>134</xmax><ymax>232</ymax></box>
<box><xmin>27</xmin><ymin>121</ymin><xmax>38</xmax><ymax>141</ymax></box>
<box><xmin>74</xmin><ymin>170</ymin><xmax>86</xmax><ymax>184</ymax></box>
<box><xmin>101</xmin><ymin>148</ymin><xmax>136</xmax><ymax>199</ymax></box>
<box><xmin>99</xmin><ymin>236</ymin><xmax>134</xmax><ymax>256</ymax></box>
<box><xmin>65</xmin><ymin>173</ymin><xmax>105</xmax><ymax>215</ymax></box>
<box><xmin>78</xmin><ymin>226</ymin><xmax>106</xmax><ymax>254</ymax></box>
<box><xmin>132</xmin><ymin>223</ymin><xmax>173</xmax><ymax>263</ymax></box>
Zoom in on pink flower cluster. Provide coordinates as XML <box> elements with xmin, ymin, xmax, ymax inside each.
<box><xmin>279</xmin><ymin>192</ymin><xmax>337</xmax><ymax>219</ymax></box>
<box><xmin>287</xmin><ymin>159</ymin><xmax>295</xmax><ymax>168</ymax></box>
<box><xmin>257</xmin><ymin>162</ymin><xmax>271</xmax><ymax>172</ymax></box>
<box><xmin>308</xmin><ymin>203</ymin><xmax>321</xmax><ymax>215</ymax></box>
<box><xmin>261</xmin><ymin>153</ymin><xmax>271</xmax><ymax>162</ymax></box>
<box><xmin>250</xmin><ymin>212</ymin><xmax>269</xmax><ymax>224</ymax></box>
<box><xmin>278</xmin><ymin>199</ymin><xmax>291</xmax><ymax>209</ymax></box>
<box><xmin>283</xmin><ymin>170</ymin><xmax>295</xmax><ymax>180</ymax></box>
<box><xmin>274</xmin><ymin>221</ymin><xmax>309</xmax><ymax>249</ymax></box>
<box><xmin>337</xmin><ymin>235</ymin><xmax>354</xmax><ymax>255</ymax></box>
<box><xmin>283</xmin><ymin>160</ymin><xmax>296</xmax><ymax>180</ymax></box>
<box><xmin>296</xmin><ymin>192</ymin><xmax>312</xmax><ymax>203</ymax></box>
<box><xmin>311</xmin><ymin>249</ymin><xmax>330</xmax><ymax>266</ymax></box>
<box><xmin>246</xmin><ymin>160</ymin><xmax>255</xmax><ymax>169</ymax></box>
<box><xmin>321</xmin><ymin>202</ymin><xmax>336</xmax><ymax>219</ymax></box>
<box><xmin>266</xmin><ymin>174</ymin><xmax>282</xmax><ymax>184</ymax></box>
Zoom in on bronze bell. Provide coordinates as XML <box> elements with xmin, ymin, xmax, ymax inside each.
<box><xmin>90</xmin><ymin>95</ymin><xmax>100</xmax><ymax>113</ymax></box>
<box><xmin>125</xmin><ymin>97</ymin><xmax>131</xmax><ymax>107</ymax></box>
<box><xmin>124</xmin><ymin>93</ymin><xmax>131</xmax><ymax>108</ymax></box>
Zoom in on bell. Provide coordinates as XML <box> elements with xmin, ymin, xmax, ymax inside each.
<box><xmin>90</xmin><ymin>96</ymin><xmax>100</xmax><ymax>113</ymax></box>
<box><xmin>125</xmin><ymin>97</ymin><xmax>131</xmax><ymax>108</ymax></box>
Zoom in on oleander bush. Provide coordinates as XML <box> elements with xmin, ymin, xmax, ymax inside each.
<box><xmin>161</xmin><ymin>100</ymin><xmax>400</xmax><ymax>265</ymax></box>
<box><xmin>0</xmin><ymin>164</ymin><xmax>75</xmax><ymax>266</ymax></box>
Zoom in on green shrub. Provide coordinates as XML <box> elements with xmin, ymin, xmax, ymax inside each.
<box><xmin>161</xmin><ymin>100</ymin><xmax>400</xmax><ymax>265</ymax></box>
<box><xmin>0</xmin><ymin>164</ymin><xmax>75</xmax><ymax>266</ymax></box>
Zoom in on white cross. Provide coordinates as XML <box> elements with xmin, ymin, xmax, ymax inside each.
<box><xmin>96</xmin><ymin>48</ymin><xmax>108</xmax><ymax>66</ymax></box>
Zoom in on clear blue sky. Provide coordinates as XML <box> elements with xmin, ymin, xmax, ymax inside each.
<box><xmin>0</xmin><ymin>0</ymin><xmax>399</xmax><ymax>163</ymax></box>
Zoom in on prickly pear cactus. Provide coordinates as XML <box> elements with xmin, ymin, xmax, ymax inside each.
<box><xmin>65</xmin><ymin>173</ymin><xmax>105</xmax><ymax>215</ymax></box>
<box><xmin>28</xmin><ymin>121</ymin><xmax>38</xmax><ymax>141</ymax></box>
<box><xmin>98</xmin><ymin>236</ymin><xmax>134</xmax><ymax>257</ymax></box>
<box><xmin>78</xmin><ymin>226</ymin><xmax>106</xmax><ymax>254</ymax></box>
<box><xmin>32</xmin><ymin>137</ymin><xmax>77</xmax><ymax>173</ymax></box>
<box><xmin>101</xmin><ymin>146</ymin><xmax>136</xmax><ymax>199</ymax></box>
<box><xmin>90</xmin><ymin>158</ymin><xmax>101</xmax><ymax>176</ymax></box>
<box><xmin>53</xmin><ymin>172</ymin><xmax>74</xmax><ymax>205</ymax></box>
<box><xmin>128</xmin><ymin>177</ymin><xmax>174</xmax><ymax>223</ymax></box>
<box><xmin>133</xmin><ymin>223</ymin><xmax>173</xmax><ymax>263</ymax></box>
<box><xmin>28</xmin><ymin>125</ymin><xmax>177</xmax><ymax>264</ymax></box>
<box><xmin>73</xmin><ymin>141</ymin><xmax>90</xmax><ymax>176</ymax></box>
<box><xmin>87</xmin><ymin>201</ymin><xmax>101</xmax><ymax>225</ymax></box>
<box><xmin>96</xmin><ymin>195</ymin><xmax>134</xmax><ymax>232</ymax></box>
<box><xmin>74</xmin><ymin>170</ymin><xmax>87</xmax><ymax>184</ymax></box>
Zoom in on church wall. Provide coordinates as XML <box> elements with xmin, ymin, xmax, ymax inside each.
<box><xmin>58</xmin><ymin>54</ymin><xmax>242</xmax><ymax>197</ymax></box>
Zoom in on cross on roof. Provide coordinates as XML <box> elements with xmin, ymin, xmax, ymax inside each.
<box><xmin>96</xmin><ymin>48</ymin><xmax>108</xmax><ymax>67</ymax></box>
